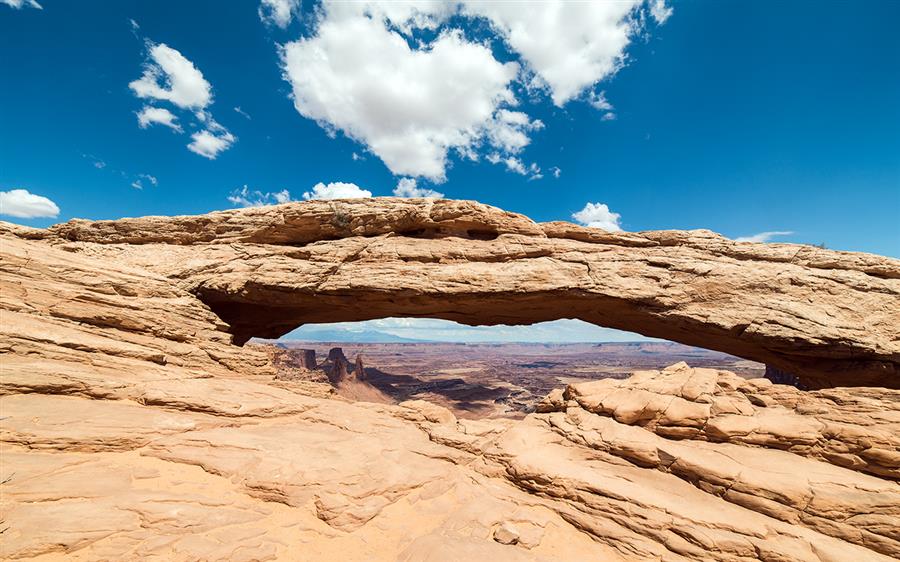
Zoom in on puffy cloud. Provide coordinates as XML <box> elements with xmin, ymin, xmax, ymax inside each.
<box><xmin>0</xmin><ymin>189</ymin><xmax>59</xmax><ymax>218</ymax></box>
<box><xmin>392</xmin><ymin>178</ymin><xmax>444</xmax><ymax>198</ymax></box>
<box><xmin>188</xmin><ymin>129</ymin><xmax>236</xmax><ymax>159</ymax></box>
<box><xmin>735</xmin><ymin>231</ymin><xmax>794</xmax><ymax>243</ymax></box>
<box><xmin>1</xmin><ymin>0</ymin><xmax>42</xmax><ymax>9</ymax></box>
<box><xmin>551</xmin><ymin>166</ymin><xmax>561</xmax><ymax>179</ymax></box>
<box><xmin>129</xmin><ymin>43</ymin><xmax>212</xmax><ymax>109</ymax></box>
<box><xmin>302</xmin><ymin>181</ymin><xmax>372</xmax><ymax>200</ymax></box>
<box><xmin>136</xmin><ymin>106</ymin><xmax>182</xmax><ymax>131</ymax></box>
<box><xmin>279</xmin><ymin>1</ymin><xmax>670</xmax><ymax>181</ymax></box>
<box><xmin>572</xmin><ymin>202</ymin><xmax>622</xmax><ymax>231</ymax></box>
<box><xmin>281</xmin><ymin>12</ymin><xmax>519</xmax><ymax>181</ymax></box>
<box><xmin>259</xmin><ymin>0</ymin><xmax>300</xmax><ymax>28</ymax></box>
<box><xmin>485</xmin><ymin>109</ymin><xmax>544</xmax><ymax>153</ymax></box>
<box><xmin>130</xmin><ymin>42</ymin><xmax>234</xmax><ymax>158</ymax></box>
<box><xmin>228</xmin><ymin>185</ymin><xmax>293</xmax><ymax>207</ymax></box>
<box><xmin>465</xmin><ymin>2</ymin><xmax>646</xmax><ymax>106</ymax></box>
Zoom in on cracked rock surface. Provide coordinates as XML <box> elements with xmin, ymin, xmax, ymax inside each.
<box><xmin>1</xmin><ymin>199</ymin><xmax>899</xmax><ymax>560</ymax></box>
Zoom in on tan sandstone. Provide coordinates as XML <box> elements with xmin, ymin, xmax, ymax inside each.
<box><xmin>1</xmin><ymin>199</ymin><xmax>898</xmax><ymax>561</ymax></box>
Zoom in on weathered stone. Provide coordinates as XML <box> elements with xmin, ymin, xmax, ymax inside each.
<box><xmin>16</xmin><ymin>198</ymin><xmax>898</xmax><ymax>388</ymax></box>
<box><xmin>2</xmin><ymin>199</ymin><xmax>899</xmax><ymax>561</ymax></box>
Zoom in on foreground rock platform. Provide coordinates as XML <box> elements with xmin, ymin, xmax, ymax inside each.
<box><xmin>2</xmin><ymin>199</ymin><xmax>899</xmax><ymax>561</ymax></box>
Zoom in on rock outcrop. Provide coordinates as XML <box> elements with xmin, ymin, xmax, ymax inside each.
<box><xmin>355</xmin><ymin>353</ymin><xmax>366</xmax><ymax>381</ymax></box>
<box><xmin>324</xmin><ymin>347</ymin><xmax>351</xmax><ymax>384</ymax></box>
<box><xmin>300</xmin><ymin>348</ymin><xmax>318</xmax><ymax>370</ymax></box>
<box><xmin>15</xmin><ymin>198</ymin><xmax>898</xmax><ymax>388</ymax></box>
<box><xmin>2</xmin><ymin>199</ymin><xmax>899</xmax><ymax>561</ymax></box>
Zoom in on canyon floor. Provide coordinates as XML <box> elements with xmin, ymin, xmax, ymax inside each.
<box><xmin>2</xmin><ymin>199</ymin><xmax>898</xmax><ymax>561</ymax></box>
<box><xmin>262</xmin><ymin>341</ymin><xmax>765</xmax><ymax>418</ymax></box>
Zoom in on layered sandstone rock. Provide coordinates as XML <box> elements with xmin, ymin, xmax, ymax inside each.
<box><xmin>264</xmin><ymin>345</ymin><xmax>333</xmax><ymax>398</ymax></box>
<box><xmin>2</xmin><ymin>200</ymin><xmax>899</xmax><ymax>561</ymax></box>
<box><xmin>16</xmin><ymin>198</ymin><xmax>899</xmax><ymax>388</ymax></box>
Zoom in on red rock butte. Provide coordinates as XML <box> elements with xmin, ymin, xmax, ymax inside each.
<box><xmin>17</xmin><ymin>197</ymin><xmax>900</xmax><ymax>389</ymax></box>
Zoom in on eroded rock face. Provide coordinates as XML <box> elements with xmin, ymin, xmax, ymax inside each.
<box><xmin>15</xmin><ymin>198</ymin><xmax>899</xmax><ymax>388</ymax></box>
<box><xmin>2</xmin><ymin>202</ymin><xmax>899</xmax><ymax>561</ymax></box>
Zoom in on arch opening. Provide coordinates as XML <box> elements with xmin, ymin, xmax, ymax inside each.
<box><xmin>251</xmin><ymin>317</ymin><xmax>767</xmax><ymax>418</ymax></box>
<box><xmin>196</xmin><ymin>284</ymin><xmax>887</xmax><ymax>390</ymax></box>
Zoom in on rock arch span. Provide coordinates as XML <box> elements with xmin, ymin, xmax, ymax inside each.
<box><xmin>39</xmin><ymin>198</ymin><xmax>900</xmax><ymax>389</ymax></box>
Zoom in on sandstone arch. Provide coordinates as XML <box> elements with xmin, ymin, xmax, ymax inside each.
<box><xmin>36</xmin><ymin>198</ymin><xmax>900</xmax><ymax>389</ymax></box>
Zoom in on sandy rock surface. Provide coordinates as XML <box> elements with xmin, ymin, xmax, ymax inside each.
<box><xmin>2</xmin><ymin>200</ymin><xmax>899</xmax><ymax>560</ymax></box>
<box><xmin>19</xmin><ymin>198</ymin><xmax>899</xmax><ymax>388</ymax></box>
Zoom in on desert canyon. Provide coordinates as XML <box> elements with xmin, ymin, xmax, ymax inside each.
<box><xmin>1</xmin><ymin>198</ymin><xmax>899</xmax><ymax>561</ymax></box>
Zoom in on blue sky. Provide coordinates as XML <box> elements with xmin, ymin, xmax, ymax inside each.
<box><xmin>2</xmin><ymin>0</ymin><xmax>898</xmax><ymax>342</ymax></box>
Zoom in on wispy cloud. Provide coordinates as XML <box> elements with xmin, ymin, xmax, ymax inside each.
<box><xmin>392</xmin><ymin>178</ymin><xmax>444</xmax><ymax>198</ymax></box>
<box><xmin>735</xmin><ymin>231</ymin><xmax>794</xmax><ymax>243</ymax></box>
<box><xmin>258</xmin><ymin>0</ymin><xmax>300</xmax><ymax>29</ymax></box>
<box><xmin>228</xmin><ymin>185</ymin><xmax>293</xmax><ymax>207</ymax></box>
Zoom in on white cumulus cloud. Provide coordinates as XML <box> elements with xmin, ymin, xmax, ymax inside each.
<box><xmin>302</xmin><ymin>181</ymin><xmax>372</xmax><ymax>200</ymax></box>
<box><xmin>130</xmin><ymin>42</ymin><xmax>235</xmax><ymax>159</ymax></box>
<box><xmin>464</xmin><ymin>2</ymin><xmax>645</xmax><ymax>106</ymax></box>
<box><xmin>281</xmin><ymin>12</ymin><xmax>519</xmax><ymax>182</ymax></box>
<box><xmin>278</xmin><ymin>1</ymin><xmax>670</xmax><ymax>181</ymax></box>
<box><xmin>136</xmin><ymin>106</ymin><xmax>182</xmax><ymax>132</ymax></box>
<box><xmin>392</xmin><ymin>178</ymin><xmax>444</xmax><ymax>198</ymax></box>
<box><xmin>188</xmin><ymin>129</ymin><xmax>236</xmax><ymax>159</ymax></box>
<box><xmin>0</xmin><ymin>189</ymin><xmax>59</xmax><ymax>218</ymax></box>
<box><xmin>228</xmin><ymin>185</ymin><xmax>293</xmax><ymax>207</ymax></box>
<box><xmin>735</xmin><ymin>231</ymin><xmax>794</xmax><ymax>243</ymax></box>
<box><xmin>129</xmin><ymin>43</ymin><xmax>212</xmax><ymax>109</ymax></box>
<box><xmin>259</xmin><ymin>0</ymin><xmax>300</xmax><ymax>28</ymax></box>
<box><xmin>572</xmin><ymin>202</ymin><xmax>623</xmax><ymax>231</ymax></box>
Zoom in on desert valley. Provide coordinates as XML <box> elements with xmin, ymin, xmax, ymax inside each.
<box><xmin>261</xmin><ymin>341</ymin><xmax>765</xmax><ymax>418</ymax></box>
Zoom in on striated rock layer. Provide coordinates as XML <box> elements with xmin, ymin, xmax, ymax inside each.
<box><xmin>14</xmin><ymin>198</ymin><xmax>899</xmax><ymax>388</ymax></box>
<box><xmin>2</xmin><ymin>199</ymin><xmax>899</xmax><ymax>561</ymax></box>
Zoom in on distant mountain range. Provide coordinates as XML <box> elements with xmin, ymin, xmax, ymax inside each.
<box><xmin>277</xmin><ymin>327</ymin><xmax>426</xmax><ymax>343</ymax></box>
